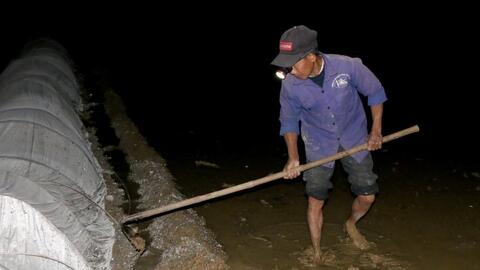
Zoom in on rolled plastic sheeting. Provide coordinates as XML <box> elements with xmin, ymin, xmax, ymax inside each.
<box><xmin>0</xmin><ymin>39</ymin><xmax>114</xmax><ymax>270</ymax></box>
<box><xmin>0</xmin><ymin>195</ymin><xmax>90</xmax><ymax>270</ymax></box>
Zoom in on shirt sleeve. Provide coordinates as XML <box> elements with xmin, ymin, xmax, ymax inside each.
<box><xmin>279</xmin><ymin>83</ymin><xmax>301</xmax><ymax>135</ymax></box>
<box><xmin>351</xmin><ymin>58</ymin><xmax>388</xmax><ymax>106</ymax></box>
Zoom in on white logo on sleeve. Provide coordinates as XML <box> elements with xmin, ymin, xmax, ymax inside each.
<box><xmin>332</xmin><ymin>74</ymin><xmax>351</xmax><ymax>88</ymax></box>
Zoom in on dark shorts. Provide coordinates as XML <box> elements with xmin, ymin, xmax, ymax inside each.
<box><xmin>303</xmin><ymin>152</ymin><xmax>378</xmax><ymax>200</ymax></box>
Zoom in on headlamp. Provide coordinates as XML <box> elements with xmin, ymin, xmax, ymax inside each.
<box><xmin>275</xmin><ymin>67</ymin><xmax>292</xmax><ymax>80</ymax></box>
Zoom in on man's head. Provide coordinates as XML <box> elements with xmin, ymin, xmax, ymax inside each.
<box><xmin>271</xmin><ymin>25</ymin><xmax>318</xmax><ymax>68</ymax></box>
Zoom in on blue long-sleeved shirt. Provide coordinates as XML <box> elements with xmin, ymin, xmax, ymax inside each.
<box><xmin>279</xmin><ymin>53</ymin><xmax>387</xmax><ymax>167</ymax></box>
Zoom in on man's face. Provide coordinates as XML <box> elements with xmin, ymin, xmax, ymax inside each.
<box><xmin>290</xmin><ymin>54</ymin><xmax>316</xmax><ymax>80</ymax></box>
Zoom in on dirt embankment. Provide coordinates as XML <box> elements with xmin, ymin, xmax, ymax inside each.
<box><xmin>100</xmin><ymin>88</ymin><xmax>228</xmax><ymax>269</ymax></box>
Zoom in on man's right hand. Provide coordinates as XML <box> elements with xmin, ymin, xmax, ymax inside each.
<box><xmin>283</xmin><ymin>159</ymin><xmax>300</xmax><ymax>179</ymax></box>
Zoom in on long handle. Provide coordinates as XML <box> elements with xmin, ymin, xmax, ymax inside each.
<box><xmin>122</xmin><ymin>125</ymin><xmax>419</xmax><ymax>224</ymax></box>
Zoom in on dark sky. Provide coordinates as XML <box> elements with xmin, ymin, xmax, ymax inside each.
<box><xmin>1</xmin><ymin>6</ymin><xmax>478</xmax><ymax>160</ymax></box>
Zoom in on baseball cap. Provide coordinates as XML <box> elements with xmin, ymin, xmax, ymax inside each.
<box><xmin>271</xmin><ymin>25</ymin><xmax>318</xmax><ymax>68</ymax></box>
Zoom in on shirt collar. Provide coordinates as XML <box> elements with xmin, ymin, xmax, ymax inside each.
<box><xmin>286</xmin><ymin>53</ymin><xmax>339</xmax><ymax>86</ymax></box>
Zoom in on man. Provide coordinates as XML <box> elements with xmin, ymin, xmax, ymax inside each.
<box><xmin>271</xmin><ymin>25</ymin><xmax>386</xmax><ymax>264</ymax></box>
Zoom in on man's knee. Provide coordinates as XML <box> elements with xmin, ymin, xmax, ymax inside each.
<box><xmin>343</xmin><ymin>153</ymin><xmax>379</xmax><ymax>196</ymax></box>
<box><xmin>304</xmin><ymin>165</ymin><xmax>333</xmax><ymax>200</ymax></box>
<box><xmin>308</xmin><ymin>196</ymin><xmax>325</xmax><ymax>211</ymax></box>
<box><xmin>357</xmin><ymin>194</ymin><xmax>375</xmax><ymax>205</ymax></box>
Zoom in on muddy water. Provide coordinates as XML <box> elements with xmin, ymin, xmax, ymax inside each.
<box><xmin>160</xmin><ymin>144</ymin><xmax>480</xmax><ymax>269</ymax></box>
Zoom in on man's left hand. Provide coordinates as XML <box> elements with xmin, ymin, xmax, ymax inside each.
<box><xmin>367</xmin><ymin>131</ymin><xmax>383</xmax><ymax>151</ymax></box>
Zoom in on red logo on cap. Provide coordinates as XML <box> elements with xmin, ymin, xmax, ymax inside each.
<box><xmin>279</xmin><ymin>41</ymin><xmax>293</xmax><ymax>52</ymax></box>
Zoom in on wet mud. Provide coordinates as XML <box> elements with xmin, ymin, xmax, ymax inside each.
<box><xmin>162</xmin><ymin>144</ymin><xmax>480</xmax><ymax>269</ymax></box>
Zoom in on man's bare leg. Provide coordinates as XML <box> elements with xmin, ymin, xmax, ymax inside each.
<box><xmin>307</xmin><ymin>196</ymin><xmax>325</xmax><ymax>264</ymax></box>
<box><xmin>345</xmin><ymin>194</ymin><xmax>375</xmax><ymax>250</ymax></box>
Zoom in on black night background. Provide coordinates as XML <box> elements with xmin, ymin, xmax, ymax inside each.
<box><xmin>2</xmin><ymin>7</ymin><xmax>478</xmax><ymax>160</ymax></box>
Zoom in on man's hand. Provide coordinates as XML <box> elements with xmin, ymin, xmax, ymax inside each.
<box><xmin>367</xmin><ymin>130</ymin><xmax>383</xmax><ymax>151</ymax></box>
<box><xmin>368</xmin><ymin>104</ymin><xmax>383</xmax><ymax>151</ymax></box>
<box><xmin>283</xmin><ymin>159</ymin><xmax>300</xmax><ymax>179</ymax></box>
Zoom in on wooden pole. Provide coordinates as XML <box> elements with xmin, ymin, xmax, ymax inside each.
<box><xmin>121</xmin><ymin>125</ymin><xmax>419</xmax><ymax>224</ymax></box>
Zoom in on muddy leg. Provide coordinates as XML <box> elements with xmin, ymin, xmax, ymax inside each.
<box><xmin>307</xmin><ymin>196</ymin><xmax>324</xmax><ymax>264</ymax></box>
<box><xmin>345</xmin><ymin>194</ymin><xmax>375</xmax><ymax>250</ymax></box>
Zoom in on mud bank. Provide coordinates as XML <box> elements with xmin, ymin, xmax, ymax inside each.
<box><xmin>101</xmin><ymin>89</ymin><xmax>228</xmax><ymax>269</ymax></box>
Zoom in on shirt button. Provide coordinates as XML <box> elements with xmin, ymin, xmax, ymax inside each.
<box><xmin>327</xmin><ymin>106</ymin><xmax>330</xmax><ymax>109</ymax></box>
<box><xmin>332</xmin><ymin>122</ymin><xmax>336</xmax><ymax>125</ymax></box>
<box><xmin>321</xmin><ymin>90</ymin><xmax>325</xmax><ymax>93</ymax></box>
<box><xmin>337</xmin><ymin>137</ymin><xmax>340</xmax><ymax>140</ymax></box>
